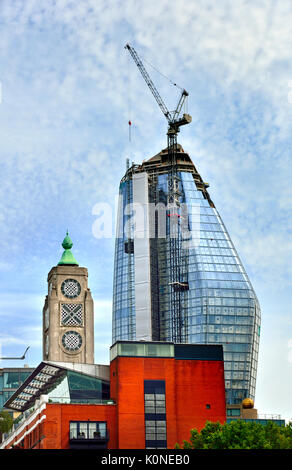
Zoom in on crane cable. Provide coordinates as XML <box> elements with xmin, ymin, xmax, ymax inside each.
<box><xmin>127</xmin><ymin>51</ymin><xmax>132</xmax><ymax>142</ymax></box>
<box><xmin>139</xmin><ymin>53</ymin><xmax>184</xmax><ymax>92</ymax></box>
<box><xmin>126</xmin><ymin>46</ymin><xmax>185</xmax><ymax>141</ymax></box>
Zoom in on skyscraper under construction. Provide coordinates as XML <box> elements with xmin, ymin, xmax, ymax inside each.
<box><xmin>112</xmin><ymin>43</ymin><xmax>261</xmax><ymax>405</ymax></box>
<box><xmin>112</xmin><ymin>144</ymin><xmax>261</xmax><ymax>405</ymax></box>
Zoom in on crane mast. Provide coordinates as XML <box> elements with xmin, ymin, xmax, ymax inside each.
<box><xmin>125</xmin><ymin>43</ymin><xmax>191</xmax><ymax>343</ymax></box>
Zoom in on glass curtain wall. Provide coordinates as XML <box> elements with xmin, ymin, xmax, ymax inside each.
<box><xmin>47</xmin><ymin>371</ymin><xmax>110</xmax><ymax>404</ymax></box>
<box><xmin>178</xmin><ymin>171</ymin><xmax>261</xmax><ymax>404</ymax></box>
<box><xmin>112</xmin><ymin>179</ymin><xmax>135</xmax><ymax>343</ymax></box>
<box><xmin>112</xmin><ymin>164</ymin><xmax>261</xmax><ymax>404</ymax></box>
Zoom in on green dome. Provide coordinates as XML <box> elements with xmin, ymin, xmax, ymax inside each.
<box><xmin>58</xmin><ymin>231</ymin><xmax>79</xmax><ymax>266</ymax></box>
<box><xmin>62</xmin><ymin>233</ymin><xmax>73</xmax><ymax>250</ymax></box>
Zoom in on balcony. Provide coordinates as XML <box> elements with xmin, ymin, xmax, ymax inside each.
<box><xmin>69</xmin><ymin>421</ymin><xmax>109</xmax><ymax>449</ymax></box>
<box><xmin>70</xmin><ymin>431</ymin><xmax>109</xmax><ymax>449</ymax></box>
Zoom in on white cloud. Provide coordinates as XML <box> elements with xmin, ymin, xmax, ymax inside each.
<box><xmin>0</xmin><ymin>328</ymin><xmax>42</xmax><ymax>348</ymax></box>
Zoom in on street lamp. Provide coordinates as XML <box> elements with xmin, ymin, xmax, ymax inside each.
<box><xmin>0</xmin><ymin>346</ymin><xmax>30</xmax><ymax>360</ymax></box>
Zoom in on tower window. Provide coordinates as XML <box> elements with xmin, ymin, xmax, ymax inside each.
<box><xmin>61</xmin><ymin>279</ymin><xmax>81</xmax><ymax>299</ymax></box>
<box><xmin>61</xmin><ymin>304</ymin><xmax>83</xmax><ymax>326</ymax></box>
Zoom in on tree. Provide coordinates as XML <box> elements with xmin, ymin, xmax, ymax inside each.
<box><xmin>178</xmin><ymin>420</ymin><xmax>292</xmax><ymax>449</ymax></box>
<box><xmin>0</xmin><ymin>410</ymin><xmax>14</xmax><ymax>435</ymax></box>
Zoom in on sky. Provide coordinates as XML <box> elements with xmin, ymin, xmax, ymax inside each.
<box><xmin>0</xmin><ymin>0</ymin><xmax>291</xmax><ymax>422</ymax></box>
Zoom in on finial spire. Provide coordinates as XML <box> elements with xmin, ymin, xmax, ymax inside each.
<box><xmin>58</xmin><ymin>231</ymin><xmax>79</xmax><ymax>266</ymax></box>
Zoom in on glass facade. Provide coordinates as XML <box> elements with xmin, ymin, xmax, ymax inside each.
<box><xmin>112</xmin><ymin>178</ymin><xmax>136</xmax><ymax>342</ymax></box>
<box><xmin>47</xmin><ymin>370</ymin><xmax>110</xmax><ymax>404</ymax></box>
<box><xmin>0</xmin><ymin>368</ymin><xmax>34</xmax><ymax>412</ymax></box>
<box><xmin>4</xmin><ymin>365</ymin><xmax>112</xmax><ymax>413</ymax></box>
<box><xmin>110</xmin><ymin>341</ymin><xmax>174</xmax><ymax>361</ymax></box>
<box><xmin>3</xmin><ymin>370</ymin><xmax>32</xmax><ymax>389</ymax></box>
<box><xmin>227</xmin><ymin>408</ymin><xmax>241</xmax><ymax>417</ymax></box>
<box><xmin>112</xmin><ymin>149</ymin><xmax>261</xmax><ymax>405</ymax></box>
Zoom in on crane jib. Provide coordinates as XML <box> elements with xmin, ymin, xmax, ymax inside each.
<box><xmin>125</xmin><ymin>43</ymin><xmax>191</xmax><ymax>134</ymax></box>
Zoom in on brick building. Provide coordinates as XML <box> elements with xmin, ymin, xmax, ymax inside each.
<box><xmin>0</xmin><ymin>341</ymin><xmax>226</xmax><ymax>449</ymax></box>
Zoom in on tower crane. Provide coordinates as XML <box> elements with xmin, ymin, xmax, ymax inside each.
<box><xmin>125</xmin><ymin>43</ymin><xmax>191</xmax><ymax>342</ymax></box>
<box><xmin>125</xmin><ymin>43</ymin><xmax>192</xmax><ymax>139</ymax></box>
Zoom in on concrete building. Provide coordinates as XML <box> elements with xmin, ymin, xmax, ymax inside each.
<box><xmin>42</xmin><ymin>232</ymin><xmax>94</xmax><ymax>364</ymax></box>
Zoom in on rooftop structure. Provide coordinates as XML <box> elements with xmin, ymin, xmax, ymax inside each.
<box><xmin>4</xmin><ymin>361</ymin><xmax>110</xmax><ymax>412</ymax></box>
<box><xmin>226</xmin><ymin>400</ymin><xmax>285</xmax><ymax>427</ymax></box>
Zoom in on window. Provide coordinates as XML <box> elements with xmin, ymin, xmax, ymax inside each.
<box><xmin>67</xmin><ymin>370</ymin><xmax>110</xmax><ymax>401</ymax></box>
<box><xmin>3</xmin><ymin>370</ymin><xmax>31</xmax><ymax>390</ymax></box>
<box><xmin>19</xmin><ymin>371</ymin><xmax>31</xmax><ymax>384</ymax></box>
<box><xmin>113</xmin><ymin>342</ymin><xmax>174</xmax><ymax>359</ymax></box>
<box><xmin>3</xmin><ymin>391</ymin><xmax>14</xmax><ymax>402</ymax></box>
<box><xmin>145</xmin><ymin>420</ymin><xmax>167</xmax><ymax>442</ymax></box>
<box><xmin>144</xmin><ymin>393</ymin><xmax>166</xmax><ymax>414</ymax></box>
<box><xmin>4</xmin><ymin>371</ymin><xmax>19</xmax><ymax>389</ymax></box>
<box><xmin>144</xmin><ymin>380</ymin><xmax>167</xmax><ymax>449</ymax></box>
<box><xmin>70</xmin><ymin>422</ymin><xmax>78</xmax><ymax>439</ymax></box>
<box><xmin>70</xmin><ymin>421</ymin><xmax>107</xmax><ymax>440</ymax></box>
<box><xmin>227</xmin><ymin>408</ymin><xmax>241</xmax><ymax>417</ymax></box>
<box><xmin>79</xmin><ymin>422</ymin><xmax>88</xmax><ymax>438</ymax></box>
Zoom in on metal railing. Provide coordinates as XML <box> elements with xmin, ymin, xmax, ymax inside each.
<box><xmin>2</xmin><ymin>409</ymin><xmax>33</xmax><ymax>440</ymax></box>
<box><xmin>47</xmin><ymin>397</ymin><xmax>116</xmax><ymax>405</ymax></box>
<box><xmin>257</xmin><ymin>414</ymin><xmax>282</xmax><ymax>420</ymax></box>
<box><xmin>70</xmin><ymin>430</ymin><xmax>110</xmax><ymax>441</ymax></box>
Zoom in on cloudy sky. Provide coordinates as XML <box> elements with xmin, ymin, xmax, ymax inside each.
<box><xmin>0</xmin><ymin>0</ymin><xmax>291</xmax><ymax>421</ymax></box>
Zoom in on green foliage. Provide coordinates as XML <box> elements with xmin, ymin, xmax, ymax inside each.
<box><xmin>178</xmin><ymin>420</ymin><xmax>292</xmax><ymax>449</ymax></box>
<box><xmin>0</xmin><ymin>411</ymin><xmax>13</xmax><ymax>434</ymax></box>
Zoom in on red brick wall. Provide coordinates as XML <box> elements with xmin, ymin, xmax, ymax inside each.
<box><xmin>44</xmin><ymin>403</ymin><xmax>117</xmax><ymax>449</ymax></box>
<box><xmin>3</xmin><ymin>404</ymin><xmax>117</xmax><ymax>449</ymax></box>
<box><xmin>110</xmin><ymin>356</ymin><xmax>226</xmax><ymax>449</ymax></box>
<box><xmin>2</xmin><ymin>408</ymin><xmax>46</xmax><ymax>449</ymax></box>
<box><xmin>172</xmin><ymin>359</ymin><xmax>226</xmax><ymax>447</ymax></box>
<box><xmin>110</xmin><ymin>357</ymin><xmax>146</xmax><ymax>449</ymax></box>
